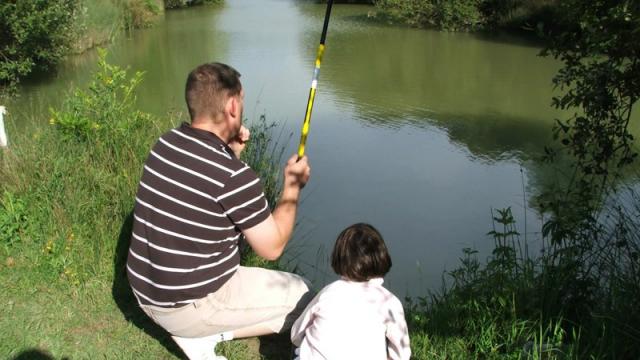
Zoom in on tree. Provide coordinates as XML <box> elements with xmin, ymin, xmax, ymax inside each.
<box><xmin>0</xmin><ymin>0</ymin><xmax>79</xmax><ymax>94</ymax></box>
<box><xmin>540</xmin><ymin>0</ymin><xmax>640</xmax><ymax>241</ymax></box>
<box><xmin>543</xmin><ymin>0</ymin><xmax>639</xmax><ymax>187</ymax></box>
<box><xmin>538</xmin><ymin>3</ymin><xmax>640</xmax><ymax>355</ymax></box>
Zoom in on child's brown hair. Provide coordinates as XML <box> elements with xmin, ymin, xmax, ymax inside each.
<box><xmin>331</xmin><ymin>223</ymin><xmax>392</xmax><ymax>281</ymax></box>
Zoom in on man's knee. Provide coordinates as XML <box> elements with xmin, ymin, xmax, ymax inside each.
<box><xmin>289</xmin><ymin>273</ymin><xmax>314</xmax><ymax>310</ymax></box>
<box><xmin>279</xmin><ymin>274</ymin><xmax>315</xmax><ymax>332</ymax></box>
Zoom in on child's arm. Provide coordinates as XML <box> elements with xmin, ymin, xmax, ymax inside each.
<box><xmin>386</xmin><ymin>299</ymin><xmax>411</xmax><ymax>360</ymax></box>
<box><xmin>290</xmin><ymin>293</ymin><xmax>320</xmax><ymax>347</ymax></box>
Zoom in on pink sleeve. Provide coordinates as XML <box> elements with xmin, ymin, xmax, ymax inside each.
<box><xmin>386</xmin><ymin>298</ymin><xmax>411</xmax><ymax>360</ymax></box>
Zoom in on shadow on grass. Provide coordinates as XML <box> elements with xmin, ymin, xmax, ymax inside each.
<box><xmin>258</xmin><ymin>332</ymin><xmax>294</xmax><ymax>360</ymax></box>
<box><xmin>256</xmin><ymin>289</ymin><xmax>316</xmax><ymax>360</ymax></box>
<box><xmin>10</xmin><ymin>349</ymin><xmax>66</xmax><ymax>360</ymax></box>
<box><xmin>111</xmin><ymin>211</ymin><xmax>185</xmax><ymax>359</ymax></box>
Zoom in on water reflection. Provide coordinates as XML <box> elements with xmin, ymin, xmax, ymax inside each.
<box><xmin>318</xmin><ymin>6</ymin><xmax>564</xmax><ymax>162</ymax></box>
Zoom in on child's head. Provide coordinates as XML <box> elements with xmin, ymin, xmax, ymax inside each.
<box><xmin>331</xmin><ymin>223</ymin><xmax>392</xmax><ymax>282</ymax></box>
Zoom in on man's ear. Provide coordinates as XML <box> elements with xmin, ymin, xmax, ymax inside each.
<box><xmin>228</xmin><ymin>96</ymin><xmax>239</xmax><ymax>119</ymax></box>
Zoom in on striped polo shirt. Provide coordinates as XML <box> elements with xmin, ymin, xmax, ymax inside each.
<box><xmin>126</xmin><ymin>123</ymin><xmax>270</xmax><ymax>308</ymax></box>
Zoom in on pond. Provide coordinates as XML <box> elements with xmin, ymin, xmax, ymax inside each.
<box><xmin>12</xmin><ymin>0</ymin><xmax>624</xmax><ymax>298</ymax></box>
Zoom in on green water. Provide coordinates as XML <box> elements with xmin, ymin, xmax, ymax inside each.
<box><xmin>8</xmin><ymin>0</ymin><xmax>637</xmax><ymax>296</ymax></box>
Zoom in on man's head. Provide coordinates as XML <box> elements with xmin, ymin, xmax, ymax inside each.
<box><xmin>185</xmin><ymin>63</ymin><xmax>243</xmax><ymax>133</ymax></box>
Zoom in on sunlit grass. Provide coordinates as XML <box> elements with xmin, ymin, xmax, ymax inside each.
<box><xmin>0</xmin><ymin>53</ymin><xmax>289</xmax><ymax>359</ymax></box>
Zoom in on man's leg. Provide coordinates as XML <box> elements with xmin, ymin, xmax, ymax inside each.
<box><xmin>140</xmin><ymin>266</ymin><xmax>313</xmax><ymax>339</ymax></box>
<box><xmin>202</xmin><ymin>266</ymin><xmax>314</xmax><ymax>338</ymax></box>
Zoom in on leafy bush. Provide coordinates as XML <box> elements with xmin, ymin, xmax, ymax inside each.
<box><xmin>163</xmin><ymin>0</ymin><xmax>220</xmax><ymax>10</ymax></box>
<box><xmin>50</xmin><ymin>49</ymin><xmax>150</xmax><ymax>149</ymax></box>
<box><xmin>374</xmin><ymin>0</ymin><xmax>486</xmax><ymax>31</ymax></box>
<box><xmin>122</xmin><ymin>0</ymin><xmax>163</xmax><ymax>30</ymax></box>
<box><xmin>373</xmin><ymin>0</ymin><xmax>560</xmax><ymax>32</ymax></box>
<box><xmin>482</xmin><ymin>0</ymin><xmax>559</xmax><ymax>30</ymax></box>
<box><xmin>0</xmin><ymin>0</ymin><xmax>79</xmax><ymax>93</ymax></box>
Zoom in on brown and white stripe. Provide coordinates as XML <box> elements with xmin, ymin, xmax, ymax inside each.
<box><xmin>127</xmin><ymin>123</ymin><xmax>270</xmax><ymax>307</ymax></box>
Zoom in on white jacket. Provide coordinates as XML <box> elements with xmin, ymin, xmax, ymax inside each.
<box><xmin>291</xmin><ymin>278</ymin><xmax>411</xmax><ymax>360</ymax></box>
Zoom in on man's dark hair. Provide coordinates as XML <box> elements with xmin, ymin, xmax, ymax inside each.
<box><xmin>185</xmin><ymin>63</ymin><xmax>242</xmax><ymax>121</ymax></box>
<box><xmin>331</xmin><ymin>223</ymin><xmax>392</xmax><ymax>282</ymax></box>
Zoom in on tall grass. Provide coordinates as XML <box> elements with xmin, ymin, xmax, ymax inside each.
<box><xmin>238</xmin><ymin>116</ymin><xmax>291</xmax><ymax>270</ymax></box>
<box><xmin>73</xmin><ymin>0</ymin><xmax>164</xmax><ymax>52</ymax></box>
<box><xmin>408</xmin><ymin>203</ymin><xmax>640</xmax><ymax>359</ymax></box>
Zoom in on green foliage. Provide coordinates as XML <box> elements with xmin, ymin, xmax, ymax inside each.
<box><xmin>408</xmin><ymin>208</ymin><xmax>566</xmax><ymax>358</ymax></box>
<box><xmin>524</xmin><ymin>3</ymin><xmax>640</xmax><ymax>355</ymax></box>
<box><xmin>241</xmin><ymin>115</ymin><xmax>286</xmax><ymax>210</ymax></box>
<box><xmin>71</xmin><ymin>0</ymin><xmax>163</xmax><ymax>54</ymax></box>
<box><xmin>1</xmin><ymin>51</ymin><xmax>157</xmax><ymax>286</ymax></box>
<box><xmin>482</xmin><ymin>0</ymin><xmax>559</xmax><ymax>30</ymax></box>
<box><xmin>408</xmin><ymin>202</ymin><xmax>640</xmax><ymax>358</ymax></box>
<box><xmin>0</xmin><ymin>0</ymin><xmax>79</xmax><ymax>93</ymax></box>
<box><xmin>374</xmin><ymin>0</ymin><xmax>486</xmax><ymax>31</ymax></box>
<box><xmin>239</xmin><ymin>115</ymin><xmax>288</xmax><ymax>269</ymax></box>
<box><xmin>51</xmin><ymin>49</ymin><xmax>149</xmax><ymax>144</ymax></box>
<box><xmin>120</xmin><ymin>0</ymin><xmax>163</xmax><ymax>30</ymax></box>
<box><xmin>541</xmin><ymin>0</ymin><xmax>639</xmax><ymax>183</ymax></box>
<box><xmin>373</xmin><ymin>0</ymin><xmax>560</xmax><ymax>32</ymax></box>
<box><xmin>163</xmin><ymin>0</ymin><xmax>221</xmax><ymax>10</ymax></box>
<box><xmin>535</xmin><ymin>3</ymin><xmax>640</xmax><ymax>349</ymax></box>
<box><xmin>0</xmin><ymin>191</ymin><xmax>28</xmax><ymax>250</ymax></box>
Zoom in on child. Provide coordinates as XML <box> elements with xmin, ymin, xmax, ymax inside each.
<box><xmin>291</xmin><ymin>223</ymin><xmax>411</xmax><ymax>360</ymax></box>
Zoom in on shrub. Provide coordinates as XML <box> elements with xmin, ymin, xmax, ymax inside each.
<box><xmin>121</xmin><ymin>0</ymin><xmax>163</xmax><ymax>30</ymax></box>
<box><xmin>163</xmin><ymin>0</ymin><xmax>221</xmax><ymax>10</ymax></box>
<box><xmin>50</xmin><ymin>48</ymin><xmax>150</xmax><ymax>150</ymax></box>
<box><xmin>374</xmin><ymin>0</ymin><xmax>486</xmax><ymax>31</ymax></box>
<box><xmin>0</xmin><ymin>0</ymin><xmax>79</xmax><ymax>93</ymax></box>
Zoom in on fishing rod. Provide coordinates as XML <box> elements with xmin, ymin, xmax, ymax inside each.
<box><xmin>297</xmin><ymin>0</ymin><xmax>334</xmax><ymax>159</ymax></box>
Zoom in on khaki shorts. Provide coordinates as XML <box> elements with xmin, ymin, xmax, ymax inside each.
<box><xmin>139</xmin><ymin>266</ymin><xmax>313</xmax><ymax>338</ymax></box>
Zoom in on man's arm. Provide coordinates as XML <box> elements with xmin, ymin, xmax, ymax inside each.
<box><xmin>242</xmin><ymin>154</ymin><xmax>310</xmax><ymax>260</ymax></box>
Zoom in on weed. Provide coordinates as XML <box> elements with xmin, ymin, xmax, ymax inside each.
<box><xmin>0</xmin><ymin>191</ymin><xmax>28</xmax><ymax>250</ymax></box>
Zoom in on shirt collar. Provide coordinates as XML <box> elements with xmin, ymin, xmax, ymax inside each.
<box><xmin>340</xmin><ymin>276</ymin><xmax>385</xmax><ymax>286</ymax></box>
<box><xmin>179</xmin><ymin>122</ymin><xmax>236</xmax><ymax>158</ymax></box>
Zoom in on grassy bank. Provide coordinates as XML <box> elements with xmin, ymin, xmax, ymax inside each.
<box><xmin>71</xmin><ymin>0</ymin><xmax>224</xmax><ymax>52</ymax></box>
<box><xmin>73</xmin><ymin>0</ymin><xmax>165</xmax><ymax>52</ymax></box>
<box><xmin>0</xmin><ymin>51</ymin><xmax>288</xmax><ymax>359</ymax></box>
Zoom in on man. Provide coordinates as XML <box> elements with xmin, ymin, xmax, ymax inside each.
<box><xmin>126</xmin><ymin>63</ymin><xmax>313</xmax><ymax>357</ymax></box>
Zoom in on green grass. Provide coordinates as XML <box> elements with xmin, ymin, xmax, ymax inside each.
<box><xmin>0</xmin><ymin>51</ymin><xmax>290</xmax><ymax>359</ymax></box>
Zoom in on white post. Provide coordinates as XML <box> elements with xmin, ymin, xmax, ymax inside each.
<box><xmin>0</xmin><ymin>106</ymin><xmax>7</xmax><ymax>147</ymax></box>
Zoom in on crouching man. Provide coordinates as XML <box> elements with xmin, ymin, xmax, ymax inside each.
<box><xmin>126</xmin><ymin>63</ymin><xmax>313</xmax><ymax>358</ymax></box>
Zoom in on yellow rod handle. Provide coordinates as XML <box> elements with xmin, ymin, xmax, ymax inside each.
<box><xmin>297</xmin><ymin>44</ymin><xmax>325</xmax><ymax>159</ymax></box>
